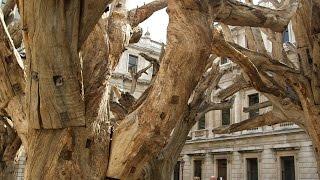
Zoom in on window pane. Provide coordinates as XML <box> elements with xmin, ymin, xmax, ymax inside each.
<box><xmin>283</xmin><ymin>28</ymin><xmax>290</xmax><ymax>43</ymax></box>
<box><xmin>248</xmin><ymin>93</ymin><xmax>259</xmax><ymax>118</ymax></box>
<box><xmin>198</xmin><ymin>115</ymin><xmax>206</xmax><ymax>130</ymax></box>
<box><xmin>220</xmin><ymin>57</ymin><xmax>229</xmax><ymax>65</ymax></box>
<box><xmin>217</xmin><ymin>159</ymin><xmax>228</xmax><ymax>180</ymax></box>
<box><xmin>174</xmin><ymin>161</ymin><xmax>180</xmax><ymax>180</ymax></box>
<box><xmin>247</xmin><ymin>158</ymin><xmax>258</xmax><ymax>180</ymax></box>
<box><xmin>222</xmin><ymin>108</ymin><xmax>231</xmax><ymax>126</ymax></box>
<box><xmin>281</xmin><ymin>156</ymin><xmax>295</xmax><ymax>180</ymax></box>
<box><xmin>194</xmin><ymin>160</ymin><xmax>202</xmax><ymax>179</ymax></box>
<box><xmin>128</xmin><ymin>55</ymin><xmax>138</xmax><ymax>73</ymax></box>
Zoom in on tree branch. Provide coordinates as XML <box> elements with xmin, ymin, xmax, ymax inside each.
<box><xmin>3</xmin><ymin>134</ymin><xmax>21</xmax><ymax>162</ymax></box>
<box><xmin>213</xmin><ymin>111</ymin><xmax>287</xmax><ymax>134</ymax></box>
<box><xmin>129</xmin><ymin>63</ymin><xmax>152</xmax><ymax>94</ymax></box>
<box><xmin>199</xmin><ymin>98</ymin><xmax>234</xmax><ymax>115</ymax></box>
<box><xmin>2</xmin><ymin>0</ymin><xmax>15</xmax><ymax>22</ymax></box>
<box><xmin>139</xmin><ymin>52</ymin><xmax>160</xmax><ymax>83</ymax></box>
<box><xmin>243</xmin><ymin>101</ymin><xmax>272</xmax><ymax>113</ymax></box>
<box><xmin>110</xmin><ymin>101</ymin><xmax>128</xmax><ymax>120</ymax></box>
<box><xmin>128</xmin><ymin>0</ymin><xmax>167</xmax><ymax>27</ymax></box>
<box><xmin>217</xmin><ymin>74</ymin><xmax>251</xmax><ymax>100</ymax></box>
<box><xmin>0</xmin><ymin>10</ymin><xmax>24</xmax><ymax>110</ymax></box>
<box><xmin>129</xmin><ymin>26</ymin><xmax>143</xmax><ymax>44</ymax></box>
<box><xmin>78</xmin><ymin>0</ymin><xmax>112</xmax><ymax>48</ymax></box>
<box><xmin>212</xmin><ymin>29</ymin><xmax>280</xmax><ymax>95</ymax></box>
<box><xmin>211</xmin><ymin>0</ymin><xmax>299</xmax><ymax>32</ymax></box>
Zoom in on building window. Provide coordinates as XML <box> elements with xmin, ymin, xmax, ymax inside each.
<box><xmin>283</xmin><ymin>27</ymin><xmax>290</xmax><ymax>43</ymax></box>
<box><xmin>198</xmin><ymin>115</ymin><xmax>206</xmax><ymax>130</ymax></box>
<box><xmin>248</xmin><ymin>93</ymin><xmax>259</xmax><ymax>118</ymax></box>
<box><xmin>174</xmin><ymin>161</ymin><xmax>180</xmax><ymax>180</ymax></box>
<box><xmin>247</xmin><ymin>158</ymin><xmax>258</xmax><ymax>180</ymax></box>
<box><xmin>281</xmin><ymin>156</ymin><xmax>295</xmax><ymax>180</ymax></box>
<box><xmin>221</xmin><ymin>108</ymin><xmax>231</xmax><ymax>126</ymax></box>
<box><xmin>217</xmin><ymin>159</ymin><xmax>228</xmax><ymax>180</ymax></box>
<box><xmin>128</xmin><ymin>54</ymin><xmax>138</xmax><ymax>73</ymax></box>
<box><xmin>194</xmin><ymin>160</ymin><xmax>202</xmax><ymax>179</ymax></box>
<box><xmin>220</xmin><ymin>57</ymin><xmax>229</xmax><ymax>65</ymax></box>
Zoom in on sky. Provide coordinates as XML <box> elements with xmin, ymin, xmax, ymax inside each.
<box><xmin>127</xmin><ymin>0</ymin><xmax>169</xmax><ymax>43</ymax></box>
<box><xmin>126</xmin><ymin>0</ymin><xmax>262</xmax><ymax>43</ymax></box>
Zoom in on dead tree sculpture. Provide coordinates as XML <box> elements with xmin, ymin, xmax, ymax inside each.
<box><xmin>0</xmin><ymin>0</ymin><xmax>319</xmax><ymax>179</ymax></box>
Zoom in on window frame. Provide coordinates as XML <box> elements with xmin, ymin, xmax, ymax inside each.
<box><xmin>193</xmin><ymin>160</ymin><xmax>203</xmax><ymax>179</ymax></box>
<box><xmin>128</xmin><ymin>54</ymin><xmax>138</xmax><ymax>73</ymax></box>
<box><xmin>248</xmin><ymin>93</ymin><xmax>260</xmax><ymax>118</ymax></box>
<box><xmin>221</xmin><ymin>108</ymin><xmax>231</xmax><ymax>126</ymax></box>
<box><xmin>197</xmin><ymin>115</ymin><xmax>206</xmax><ymax>130</ymax></box>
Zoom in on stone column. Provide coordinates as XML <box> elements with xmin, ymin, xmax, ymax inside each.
<box><xmin>203</xmin><ymin>154</ymin><xmax>214</xmax><ymax>179</ymax></box>
<box><xmin>260</xmin><ymin>148</ymin><xmax>277</xmax><ymax>180</ymax></box>
<box><xmin>233</xmin><ymin>91</ymin><xmax>242</xmax><ymax>135</ymax></box>
<box><xmin>182</xmin><ymin>155</ymin><xmax>192</xmax><ymax>180</ymax></box>
<box><xmin>231</xmin><ymin>152</ymin><xmax>243</xmax><ymax>180</ymax></box>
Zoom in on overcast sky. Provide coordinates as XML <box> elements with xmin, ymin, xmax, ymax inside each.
<box><xmin>127</xmin><ymin>0</ymin><xmax>168</xmax><ymax>43</ymax></box>
<box><xmin>126</xmin><ymin>0</ymin><xmax>262</xmax><ymax>43</ymax></box>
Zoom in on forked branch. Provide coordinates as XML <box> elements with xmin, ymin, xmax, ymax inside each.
<box><xmin>213</xmin><ymin>110</ymin><xmax>287</xmax><ymax>134</ymax></box>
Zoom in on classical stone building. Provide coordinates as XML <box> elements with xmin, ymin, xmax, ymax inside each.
<box><xmin>110</xmin><ymin>31</ymin><xmax>162</xmax><ymax>98</ymax></box>
<box><xmin>5</xmin><ymin>2</ymin><xmax>318</xmax><ymax>179</ymax></box>
<box><xmin>174</xmin><ymin>25</ymin><xmax>319</xmax><ymax>180</ymax></box>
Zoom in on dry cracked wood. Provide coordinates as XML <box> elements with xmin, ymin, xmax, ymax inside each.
<box><xmin>107</xmin><ymin>0</ymin><xmax>213</xmax><ymax>178</ymax></box>
<box><xmin>213</xmin><ymin>110</ymin><xmax>288</xmax><ymax>134</ymax></box>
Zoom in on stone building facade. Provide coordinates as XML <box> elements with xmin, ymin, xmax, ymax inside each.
<box><xmin>174</xmin><ymin>24</ymin><xmax>319</xmax><ymax>180</ymax></box>
<box><xmin>4</xmin><ymin>1</ymin><xmax>318</xmax><ymax>179</ymax></box>
<box><xmin>108</xmin><ymin>28</ymin><xmax>318</xmax><ymax>180</ymax></box>
<box><xmin>110</xmin><ymin>32</ymin><xmax>162</xmax><ymax>99</ymax></box>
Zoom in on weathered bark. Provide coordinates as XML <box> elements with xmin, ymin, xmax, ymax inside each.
<box><xmin>0</xmin><ymin>118</ymin><xmax>21</xmax><ymax>180</ymax></box>
<box><xmin>212</xmin><ymin>0</ymin><xmax>299</xmax><ymax>32</ymax></box>
<box><xmin>2</xmin><ymin>0</ymin><xmax>320</xmax><ymax>179</ymax></box>
<box><xmin>2</xmin><ymin>0</ymin><xmax>15</xmax><ymax>22</ymax></box>
<box><xmin>143</xmin><ymin>63</ymin><xmax>226</xmax><ymax>180</ymax></box>
<box><xmin>21</xmin><ymin>1</ymin><xmax>112</xmax><ymax>179</ymax></box>
<box><xmin>213</xmin><ymin>1</ymin><xmax>320</xmax><ymax>177</ymax></box>
<box><xmin>0</xmin><ymin>10</ymin><xmax>25</xmax><ymax>179</ymax></box>
<box><xmin>128</xmin><ymin>0</ymin><xmax>167</xmax><ymax>27</ymax></box>
<box><xmin>290</xmin><ymin>1</ymin><xmax>320</xmax><ymax>176</ymax></box>
<box><xmin>213</xmin><ymin>110</ymin><xmax>287</xmax><ymax>134</ymax></box>
<box><xmin>106</xmin><ymin>1</ymin><xmax>212</xmax><ymax>178</ymax></box>
<box><xmin>16</xmin><ymin>0</ymin><xmax>168</xmax><ymax>179</ymax></box>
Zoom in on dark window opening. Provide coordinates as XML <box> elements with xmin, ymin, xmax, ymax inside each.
<box><xmin>248</xmin><ymin>93</ymin><xmax>259</xmax><ymax>118</ymax></box>
<box><xmin>281</xmin><ymin>156</ymin><xmax>295</xmax><ymax>180</ymax></box>
<box><xmin>217</xmin><ymin>159</ymin><xmax>228</xmax><ymax>180</ymax></box>
<box><xmin>128</xmin><ymin>55</ymin><xmax>138</xmax><ymax>73</ymax></box>
<box><xmin>220</xmin><ymin>57</ymin><xmax>229</xmax><ymax>65</ymax></box>
<box><xmin>283</xmin><ymin>28</ymin><xmax>290</xmax><ymax>43</ymax></box>
<box><xmin>194</xmin><ymin>160</ymin><xmax>202</xmax><ymax>179</ymax></box>
<box><xmin>222</xmin><ymin>108</ymin><xmax>231</xmax><ymax>126</ymax></box>
<box><xmin>174</xmin><ymin>161</ymin><xmax>180</xmax><ymax>180</ymax></box>
<box><xmin>198</xmin><ymin>115</ymin><xmax>206</xmax><ymax>130</ymax></box>
<box><xmin>247</xmin><ymin>158</ymin><xmax>258</xmax><ymax>180</ymax></box>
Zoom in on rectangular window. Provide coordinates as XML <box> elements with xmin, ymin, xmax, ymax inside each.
<box><xmin>198</xmin><ymin>115</ymin><xmax>206</xmax><ymax>130</ymax></box>
<box><xmin>220</xmin><ymin>57</ymin><xmax>229</xmax><ymax>65</ymax></box>
<box><xmin>128</xmin><ymin>54</ymin><xmax>138</xmax><ymax>73</ymax></box>
<box><xmin>194</xmin><ymin>160</ymin><xmax>202</xmax><ymax>179</ymax></box>
<box><xmin>221</xmin><ymin>108</ymin><xmax>231</xmax><ymax>126</ymax></box>
<box><xmin>281</xmin><ymin>156</ymin><xmax>295</xmax><ymax>180</ymax></box>
<box><xmin>248</xmin><ymin>93</ymin><xmax>259</xmax><ymax>118</ymax></box>
<box><xmin>283</xmin><ymin>28</ymin><xmax>290</xmax><ymax>43</ymax></box>
<box><xmin>217</xmin><ymin>159</ymin><xmax>228</xmax><ymax>180</ymax></box>
<box><xmin>174</xmin><ymin>161</ymin><xmax>180</xmax><ymax>180</ymax></box>
<box><xmin>247</xmin><ymin>158</ymin><xmax>258</xmax><ymax>180</ymax></box>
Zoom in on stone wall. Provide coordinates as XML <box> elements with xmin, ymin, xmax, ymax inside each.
<box><xmin>180</xmin><ymin>129</ymin><xmax>318</xmax><ymax>180</ymax></box>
